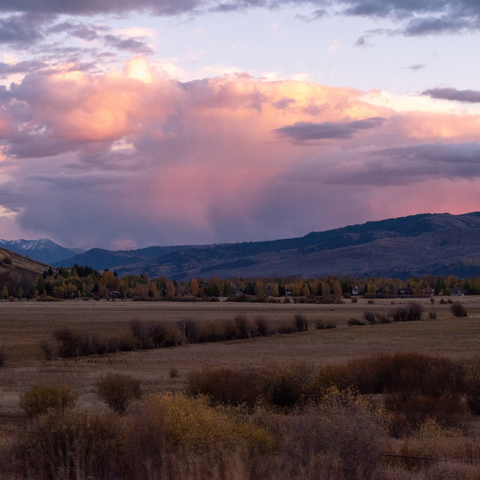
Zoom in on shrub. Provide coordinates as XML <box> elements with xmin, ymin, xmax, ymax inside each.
<box><xmin>254</xmin><ymin>315</ymin><xmax>275</xmax><ymax>336</ymax></box>
<box><xmin>129</xmin><ymin>318</ymin><xmax>153</xmax><ymax>349</ymax></box>
<box><xmin>96</xmin><ymin>374</ymin><xmax>142</xmax><ymax>414</ymax></box>
<box><xmin>13</xmin><ymin>409</ymin><xmax>121</xmax><ymax>479</ymax></box>
<box><xmin>367</xmin><ymin>299</ymin><xmax>374</xmax><ymax>304</ymax></box>
<box><xmin>451</xmin><ymin>301</ymin><xmax>467</xmax><ymax>317</ymax></box>
<box><xmin>152</xmin><ymin>323</ymin><xmax>182</xmax><ymax>348</ymax></box>
<box><xmin>375</xmin><ymin>313</ymin><xmax>391</xmax><ymax>324</ymax></box>
<box><xmin>53</xmin><ymin>327</ymin><xmax>82</xmax><ymax>357</ymax></box>
<box><xmin>463</xmin><ymin>358</ymin><xmax>480</xmax><ymax>415</ymax></box>
<box><xmin>351</xmin><ymin>297</ymin><xmax>358</xmax><ymax>303</ymax></box>
<box><xmin>187</xmin><ymin>365</ymin><xmax>261</xmax><ymax>407</ymax></box>
<box><xmin>40</xmin><ymin>340</ymin><xmax>58</xmax><ymax>361</ymax></box>
<box><xmin>440</xmin><ymin>298</ymin><xmax>447</xmax><ymax>304</ymax></box>
<box><xmin>347</xmin><ymin>318</ymin><xmax>365</xmax><ymax>326</ymax></box>
<box><xmin>391</xmin><ymin>302</ymin><xmax>423</xmax><ymax>322</ymax></box>
<box><xmin>170</xmin><ymin>365</ymin><xmax>179</xmax><ymax>378</ymax></box>
<box><xmin>20</xmin><ymin>383</ymin><xmax>78</xmax><ymax>417</ymax></box>
<box><xmin>0</xmin><ymin>346</ymin><xmax>7</xmax><ymax>367</ymax></box>
<box><xmin>290</xmin><ymin>388</ymin><xmax>390</xmax><ymax>480</ymax></box>
<box><xmin>144</xmin><ymin>392</ymin><xmax>275</xmax><ymax>454</ymax></box>
<box><xmin>259</xmin><ymin>363</ymin><xmax>313</xmax><ymax>407</ymax></box>
<box><xmin>294</xmin><ymin>314</ymin><xmax>308</xmax><ymax>332</ymax></box>
<box><xmin>277</xmin><ymin>321</ymin><xmax>297</xmax><ymax>334</ymax></box>
<box><xmin>234</xmin><ymin>315</ymin><xmax>252</xmax><ymax>339</ymax></box>
<box><xmin>315</xmin><ymin>317</ymin><xmax>336</xmax><ymax>329</ymax></box>
<box><xmin>179</xmin><ymin>318</ymin><xmax>200</xmax><ymax>343</ymax></box>
<box><xmin>429</xmin><ymin>310</ymin><xmax>437</xmax><ymax>319</ymax></box>
<box><xmin>363</xmin><ymin>311</ymin><xmax>376</xmax><ymax>325</ymax></box>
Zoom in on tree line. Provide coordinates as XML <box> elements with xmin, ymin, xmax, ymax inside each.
<box><xmin>0</xmin><ymin>266</ymin><xmax>474</xmax><ymax>301</ymax></box>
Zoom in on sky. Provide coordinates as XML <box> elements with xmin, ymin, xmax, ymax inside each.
<box><xmin>0</xmin><ymin>0</ymin><xmax>480</xmax><ymax>249</ymax></box>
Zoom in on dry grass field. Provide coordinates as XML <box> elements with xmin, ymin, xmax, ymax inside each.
<box><xmin>1</xmin><ymin>296</ymin><xmax>480</xmax><ymax>479</ymax></box>
<box><xmin>0</xmin><ymin>296</ymin><xmax>479</xmax><ymax>418</ymax></box>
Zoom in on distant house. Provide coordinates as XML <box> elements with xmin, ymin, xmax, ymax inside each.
<box><xmin>418</xmin><ymin>287</ymin><xmax>435</xmax><ymax>296</ymax></box>
<box><xmin>451</xmin><ymin>288</ymin><xmax>468</xmax><ymax>296</ymax></box>
<box><xmin>398</xmin><ymin>288</ymin><xmax>412</xmax><ymax>295</ymax></box>
<box><xmin>352</xmin><ymin>286</ymin><xmax>358</xmax><ymax>296</ymax></box>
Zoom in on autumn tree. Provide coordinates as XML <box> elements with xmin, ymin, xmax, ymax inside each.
<box><xmin>190</xmin><ymin>278</ymin><xmax>199</xmax><ymax>296</ymax></box>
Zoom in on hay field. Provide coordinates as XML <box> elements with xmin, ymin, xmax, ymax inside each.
<box><xmin>0</xmin><ymin>297</ymin><xmax>479</xmax><ymax>424</ymax></box>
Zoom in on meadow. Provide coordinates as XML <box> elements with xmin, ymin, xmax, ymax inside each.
<box><xmin>1</xmin><ymin>296</ymin><xmax>480</xmax><ymax>479</ymax></box>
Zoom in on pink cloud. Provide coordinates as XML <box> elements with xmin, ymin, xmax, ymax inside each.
<box><xmin>1</xmin><ymin>61</ymin><xmax>480</xmax><ymax>247</ymax></box>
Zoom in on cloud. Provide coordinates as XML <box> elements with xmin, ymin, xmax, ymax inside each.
<box><xmin>104</xmin><ymin>34</ymin><xmax>153</xmax><ymax>54</ymax></box>
<box><xmin>0</xmin><ymin>0</ymin><xmax>202</xmax><ymax>16</ymax></box>
<box><xmin>0</xmin><ymin>0</ymin><xmax>479</xmax><ymax>38</ymax></box>
<box><xmin>0</xmin><ymin>13</ymin><xmax>54</xmax><ymax>44</ymax></box>
<box><xmin>274</xmin><ymin>116</ymin><xmax>386</xmax><ymax>142</ymax></box>
<box><xmin>407</xmin><ymin>63</ymin><xmax>425</xmax><ymax>71</ymax></box>
<box><xmin>422</xmin><ymin>88</ymin><xmax>480</xmax><ymax>104</ymax></box>
<box><xmin>0</xmin><ymin>60</ymin><xmax>46</xmax><ymax>78</ymax></box>
<box><xmin>1</xmin><ymin>60</ymin><xmax>480</xmax><ymax>248</ymax></box>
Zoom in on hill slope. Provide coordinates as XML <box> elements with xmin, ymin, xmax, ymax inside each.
<box><xmin>0</xmin><ymin>246</ymin><xmax>48</xmax><ymax>280</ymax></box>
<box><xmin>54</xmin><ymin>212</ymin><xmax>480</xmax><ymax>280</ymax></box>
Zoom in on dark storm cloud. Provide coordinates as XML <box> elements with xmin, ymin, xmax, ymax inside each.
<box><xmin>0</xmin><ymin>13</ymin><xmax>55</xmax><ymax>44</ymax></box>
<box><xmin>422</xmin><ymin>88</ymin><xmax>480</xmax><ymax>103</ymax></box>
<box><xmin>370</xmin><ymin>142</ymin><xmax>480</xmax><ymax>165</ymax></box>
<box><xmin>274</xmin><ymin>116</ymin><xmax>385</xmax><ymax>142</ymax></box>
<box><xmin>352</xmin><ymin>142</ymin><xmax>480</xmax><ymax>183</ymax></box>
<box><xmin>0</xmin><ymin>0</ymin><xmax>201</xmax><ymax>16</ymax></box>
<box><xmin>0</xmin><ymin>60</ymin><xmax>46</xmax><ymax>78</ymax></box>
<box><xmin>1</xmin><ymin>0</ymin><xmax>480</xmax><ymax>36</ymax></box>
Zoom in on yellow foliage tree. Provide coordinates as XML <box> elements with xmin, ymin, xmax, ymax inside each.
<box><xmin>190</xmin><ymin>279</ymin><xmax>199</xmax><ymax>296</ymax></box>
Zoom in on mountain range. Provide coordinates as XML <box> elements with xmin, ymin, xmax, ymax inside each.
<box><xmin>0</xmin><ymin>239</ymin><xmax>82</xmax><ymax>264</ymax></box>
<box><xmin>42</xmin><ymin>211</ymin><xmax>480</xmax><ymax>280</ymax></box>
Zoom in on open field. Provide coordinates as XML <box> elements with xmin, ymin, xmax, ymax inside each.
<box><xmin>0</xmin><ymin>297</ymin><xmax>479</xmax><ymax>414</ymax></box>
<box><xmin>1</xmin><ymin>297</ymin><xmax>480</xmax><ymax>479</ymax></box>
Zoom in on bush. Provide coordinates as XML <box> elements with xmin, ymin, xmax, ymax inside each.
<box><xmin>391</xmin><ymin>302</ymin><xmax>423</xmax><ymax>322</ymax></box>
<box><xmin>451</xmin><ymin>301</ymin><xmax>468</xmax><ymax>317</ymax></box>
<box><xmin>259</xmin><ymin>363</ymin><xmax>313</xmax><ymax>408</ymax></box>
<box><xmin>351</xmin><ymin>297</ymin><xmax>358</xmax><ymax>303</ymax></box>
<box><xmin>254</xmin><ymin>315</ymin><xmax>275</xmax><ymax>336</ymax></box>
<box><xmin>294</xmin><ymin>314</ymin><xmax>308</xmax><ymax>332</ymax></box>
<box><xmin>367</xmin><ymin>299</ymin><xmax>374</xmax><ymax>304</ymax></box>
<box><xmin>429</xmin><ymin>310</ymin><xmax>437</xmax><ymax>319</ymax></box>
<box><xmin>363</xmin><ymin>311</ymin><xmax>376</xmax><ymax>325</ymax></box>
<box><xmin>20</xmin><ymin>384</ymin><xmax>78</xmax><ymax>417</ymax></box>
<box><xmin>315</xmin><ymin>317</ymin><xmax>336</xmax><ymax>329</ymax></box>
<box><xmin>96</xmin><ymin>374</ymin><xmax>142</xmax><ymax>414</ymax></box>
<box><xmin>53</xmin><ymin>327</ymin><xmax>82</xmax><ymax>357</ymax></box>
<box><xmin>234</xmin><ymin>315</ymin><xmax>252</xmax><ymax>339</ymax></box>
<box><xmin>187</xmin><ymin>365</ymin><xmax>261</xmax><ymax>407</ymax></box>
<box><xmin>463</xmin><ymin>358</ymin><xmax>480</xmax><ymax>415</ymax></box>
<box><xmin>347</xmin><ymin>318</ymin><xmax>365</xmax><ymax>326</ymax></box>
<box><xmin>277</xmin><ymin>321</ymin><xmax>297</xmax><ymax>334</ymax></box>
<box><xmin>179</xmin><ymin>318</ymin><xmax>200</xmax><ymax>343</ymax></box>
<box><xmin>375</xmin><ymin>313</ymin><xmax>391</xmax><ymax>324</ymax></box>
<box><xmin>129</xmin><ymin>318</ymin><xmax>153</xmax><ymax>349</ymax></box>
<box><xmin>0</xmin><ymin>346</ymin><xmax>7</xmax><ymax>367</ymax></box>
<box><xmin>13</xmin><ymin>409</ymin><xmax>121</xmax><ymax>479</ymax></box>
<box><xmin>440</xmin><ymin>298</ymin><xmax>447</xmax><ymax>304</ymax></box>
